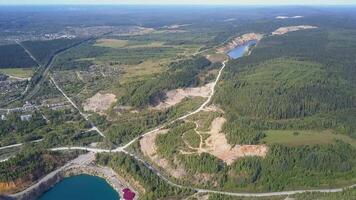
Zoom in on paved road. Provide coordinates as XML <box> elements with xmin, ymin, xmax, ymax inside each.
<box><xmin>53</xmin><ymin>147</ymin><xmax>356</xmax><ymax>197</ymax></box>
<box><xmin>51</xmin><ymin>146</ymin><xmax>112</xmax><ymax>153</ymax></box>
<box><xmin>47</xmin><ymin>54</ymin><xmax>356</xmax><ymax>197</ymax></box>
<box><xmin>0</xmin><ymin>139</ymin><xmax>43</xmax><ymax>151</ymax></box>
<box><xmin>10</xmin><ymin>152</ymin><xmax>96</xmax><ymax>198</ymax></box>
<box><xmin>23</xmin><ymin>38</ymin><xmax>94</xmax><ymax>101</ymax></box>
<box><xmin>10</xmin><ymin>38</ymin><xmax>356</xmax><ymax>198</ymax></box>
<box><xmin>119</xmin><ymin>60</ymin><xmax>227</xmax><ymax>150</ymax></box>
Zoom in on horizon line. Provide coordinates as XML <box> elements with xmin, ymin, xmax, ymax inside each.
<box><xmin>1</xmin><ymin>3</ymin><xmax>355</xmax><ymax>6</ymax></box>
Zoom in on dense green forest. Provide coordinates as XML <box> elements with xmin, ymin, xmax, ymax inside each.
<box><xmin>208</xmin><ymin>187</ymin><xmax>356</xmax><ymax>200</ymax></box>
<box><xmin>96</xmin><ymin>152</ymin><xmax>193</xmax><ymax>200</ymax></box>
<box><xmin>0</xmin><ymin>145</ymin><xmax>77</xmax><ymax>182</ymax></box>
<box><xmin>214</xmin><ymin>28</ymin><xmax>356</xmax><ymax>144</ymax></box>
<box><xmin>0</xmin><ymin>108</ymin><xmax>99</xmax><ymax>147</ymax></box>
<box><xmin>100</xmin><ymin>97</ymin><xmax>204</xmax><ymax>145</ymax></box>
<box><xmin>119</xmin><ymin>56</ymin><xmax>212</xmax><ymax>107</ymax></box>
<box><xmin>22</xmin><ymin>38</ymin><xmax>84</xmax><ymax>65</ymax></box>
<box><xmin>0</xmin><ymin>44</ymin><xmax>36</xmax><ymax>68</ymax></box>
<box><xmin>157</xmin><ymin>132</ymin><xmax>356</xmax><ymax>192</ymax></box>
<box><xmin>0</xmin><ymin>112</ymin><xmax>46</xmax><ymax>145</ymax></box>
<box><xmin>152</xmin><ymin>26</ymin><xmax>356</xmax><ymax>193</ymax></box>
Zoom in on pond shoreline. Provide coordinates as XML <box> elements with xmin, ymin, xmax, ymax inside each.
<box><xmin>3</xmin><ymin>153</ymin><xmax>138</xmax><ymax>200</ymax></box>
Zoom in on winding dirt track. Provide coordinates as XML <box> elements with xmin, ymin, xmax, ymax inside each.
<box><xmin>10</xmin><ymin>39</ymin><xmax>356</xmax><ymax>198</ymax></box>
<box><xmin>119</xmin><ymin>59</ymin><xmax>228</xmax><ymax>150</ymax></box>
<box><xmin>47</xmin><ymin>57</ymin><xmax>356</xmax><ymax>197</ymax></box>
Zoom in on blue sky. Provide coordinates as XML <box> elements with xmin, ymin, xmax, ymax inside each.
<box><xmin>1</xmin><ymin>0</ymin><xmax>355</xmax><ymax>5</ymax></box>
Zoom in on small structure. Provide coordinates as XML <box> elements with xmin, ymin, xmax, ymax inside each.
<box><xmin>1</xmin><ymin>114</ymin><xmax>6</xmax><ymax>120</ymax></box>
<box><xmin>0</xmin><ymin>73</ymin><xmax>8</xmax><ymax>81</ymax></box>
<box><xmin>20</xmin><ymin>114</ymin><xmax>32</xmax><ymax>121</ymax></box>
<box><xmin>122</xmin><ymin>188</ymin><xmax>135</xmax><ymax>200</ymax></box>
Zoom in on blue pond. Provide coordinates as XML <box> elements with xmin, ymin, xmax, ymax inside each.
<box><xmin>227</xmin><ymin>40</ymin><xmax>257</xmax><ymax>59</ymax></box>
<box><xmin>37</xmin><ymin>175</ymin><xmax>120</xmax><ymax>200</ymax></box>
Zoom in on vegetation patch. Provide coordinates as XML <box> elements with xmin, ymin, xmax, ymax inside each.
<box><xmin>263</xmin><ymin>130</ymin><xmax>356</xmax><ymax>147</ymax></box>
<box><xmin>140</xmin><ymin>129</ymin><xmax>187</xmax><ymax>179</ymax></box>
<box><xmin>22</xmin><ymin>38</ymin><xmax>83</xmax><ymax>64</ymax></box>
<box><xmin>0</xmin><ymin>68</ymin><xmax>34</xmax><ymax>78</ymax></box>
<box><xmin>94</xmin><ymin>39</ymin><xmax>129</xmax><ymax>48</ymax></box>
<box><xmin>0</xmin><ymin>44</ymin><xmax>36</xmax><ymax>69</ymax></box>
<box><xmin>96</xmin><ymin>152</ymin><xmax>193</xmax><ymax>199</ymax></box>
<box><xmin>0</xmin><ymin>145</ymin><xmax>78</xmax><ymax>194</ymax></box>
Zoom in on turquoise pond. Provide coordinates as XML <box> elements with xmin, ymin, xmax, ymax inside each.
<box><xmin>37</xmin><ymin>175</ymin><xmax>120</xmax><ymax>200</ymax></box>
<box><xmin>227</xmin><ymin>40</ymin><xmax>257</xmax><ymax>59</ymax></box>
<box><xmin>36</xmin><ymin>40</ymin><xmax>257</xmax><ymax>200</ymax></box>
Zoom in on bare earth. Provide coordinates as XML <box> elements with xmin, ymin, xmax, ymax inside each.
<box><xmin>83</xmin><ymin>92</ymin><xmax>117</xmax><ymax>114</ymax></box>
<box><xmin>218</xmin><ymin>33</ymin><xmax>263</xmax><ymax>53</ymax></box>
<box><xmin>206</xmin><ymin>54</ymin><xmax>227</xmax><ymax>63</ymax></box>
<box><xmin>153</xmin><ymin>83</ymin><xmax>214</xmax><ymax>110</ymax></box>
<box><xmin>272</xmin><ymin>25</ymin><xmax>318</xmax><ymax>35</ymax></box>
<box><xmin>183</xmin><ymin>117</ymin><xmax>268</xmax><ymax>165</ymax></box>
<box><xmin>140</xmin><ymin>129</ymin><xmax>186</xmax><ymax>179</ymax></box>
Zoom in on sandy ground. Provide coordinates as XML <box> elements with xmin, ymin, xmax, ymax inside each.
<box><xmin>182</xmin><ymin>117</ymin><xmax>268</xmax><ymax>165</ymax></box>
<box><xmin>83</xmin><ymin>92</ymin><xmax>117</xmax><ymax>115</ymax></box>
<box><xmin>140</xmin><ymin>130</ymin><xmax>186</xmax><ymax>179</ymax></box>
<box><xmin>164</xmin><ymin>24</ymin><xmax>191</xmax><ymax>29</ymax></box>
<box><xmin>272</xmin><ymin>25</ymin><xmax>317</xmax><ymax>35</ymax></box>
<box><xmin>206</xmin><ymin>54</ymin><xmax>226</xmax><ymax>63</ymax></box>
<box><xmin>218</xmin><ymin>33</ymin><xmax>263</xmax><ymax>53</ymax></box>
<box><xmin>153</xmin><ymin>83</ymin><xmax>214</xmax><ymax>110</ymax></box>
<box><xmin>202</xmin><ymin>104</ymin><xmax>225</xmax><ymax>113</ymax></box>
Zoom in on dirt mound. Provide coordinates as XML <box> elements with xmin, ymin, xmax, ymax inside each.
<box><xmin>183</xmin><ymin>117</ymin><xmax>268</xmax><ymax>165</ymax></box>
<box><xmin>272</xmin><ymin>25</ymin><xmax>317</xmax><ymax>35</ymax></box>
<box><xmin>218</xmin><ymin>33</ymin><xmax>263</xmax><ymax>53</ymax></box>
<box><xmin>206</xmin><ymin>54</ymin><xmax>226</xmax><ymax>63</ymax></box>
<box><xmin>153</xmin><ymin>83</ymin><xmax>213</xmax><ymax>110</ymax></box>
<box><xmin>83</xmin><ymin>92</ymin><xmax>117</xmax><ymax>115</ymax></box>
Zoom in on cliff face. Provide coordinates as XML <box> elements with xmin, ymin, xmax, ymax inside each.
<box><xmin>218</xmin><ymin>33</ymin><xmax>263</xmax><ymax>53</ymax></box>
<box><xmin>3</xmin><ymin>166</ymin><xmax>138</xmax><ymax>200</ymax></box>
<box><xmin>7</xmin><ymin>172</ymin><xmax>63</xmax><ymax>200</ymax></box>
<box><xmin>0</xmin><ymin>177</ymin><xmax>33</xmax><ymax>195</ymax></box>
<box><xmin>0</xmin><ymin>181</ymin><xmax>17</xmax><ymax>194</ymax></box>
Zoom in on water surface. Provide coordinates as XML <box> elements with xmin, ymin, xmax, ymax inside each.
<box><xmin>227</xmin><ymin>40</ymin><xmax>257</xmax><ymax>59</ymax></box>
<box><xmin>38</xmin><ymin>174</ymin><xmax>120</xmax><ymax>200</ymax></box>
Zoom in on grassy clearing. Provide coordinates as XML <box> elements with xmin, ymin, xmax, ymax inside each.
<box><xmin>182</xmin><ymin>129</ymin><xmax>200</xmax><ymax>148</ymax></box>
<box><xmin>94</xmin><ymin>39</ymin><xmax>129</xmax><ymax>48</ymax></box>
<box><xmin>263</xmin><ymin>130</ymin><xmax>356</xmax><ymax>147</ymax></box>
<box><xmin>206</xmin><ymin>53</ymin><xmax>228</xmax><ymax>63</ymax></box>
<box><xmin>188</xmin><ymin>111</ymin><xmax>221</xmax><ymax>132</ymax></box>
<box><xmin>126</xmin><ymin>41</ymin><xmax>166</xmax><ymax>49</ymax></box>
<box><xmin>0</xmin><ymin>68</ymin><xmax>34</xmax><ymax>78</ymax></box>
<box><xmin>94</xmin><ymin>38</ymin><xmax>166</xmax><ymax>49</ymax></box>
<box><xmin>120</xmin><ymin>59</ymin><xmax>167</xmax><ymax>84</ymax></box>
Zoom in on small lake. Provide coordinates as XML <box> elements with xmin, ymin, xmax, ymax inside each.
<box><xmin>227</xmin><ymin>40</ymin><xmax>257</xmax><ymax>59</ymax></box>
<box><xmin>37</xmin><ymin>175</ymin><xmax>120</xmax><ymax>200</ymax></box>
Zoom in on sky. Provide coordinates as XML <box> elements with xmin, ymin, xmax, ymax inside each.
<box><xmin>0</xmin><ymin>0</ymin><xmax>355</xmax><ymax>5</ymax></box>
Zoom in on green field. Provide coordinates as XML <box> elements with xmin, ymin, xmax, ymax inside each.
<box><xmin>263</xmin><ymin>130</ymin><xmax>356</xmax><ymax>147</ymax></box>
<box><xmin>94</xmin><ymin>38</ymin><xmax>166</xmax><ymax>49</ymax></box>
<box><xmin>94</xmin><ymin>39</ymin><xmax>129</xmax><ymax>48</ymax></box>
<box><xmin>0</xmin><ymin>68</ymin><xmax>35</xmax><ymax>78</ymax></box>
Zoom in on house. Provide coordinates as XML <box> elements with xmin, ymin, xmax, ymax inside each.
<box><xmin>20</xmin><ymin>114</ymin><xmax>32</xmax><ymax>121</ymax></box>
